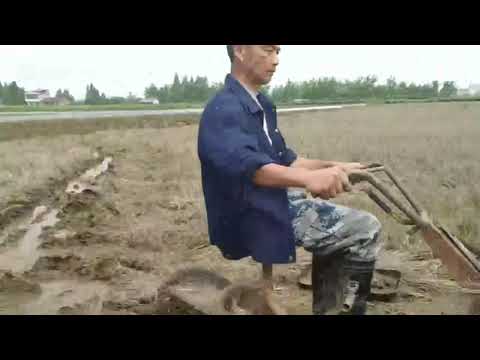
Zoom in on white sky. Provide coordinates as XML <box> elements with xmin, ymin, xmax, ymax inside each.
<box><xmin>1</xmin><ymin>45</ymin><xmax>479</xmax><ymax>100</ymax></box>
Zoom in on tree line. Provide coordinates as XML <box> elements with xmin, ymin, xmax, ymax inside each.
<box><xmin>144</xmin><ymin>73</ymin><xmax>224</xmax><ymax>103</ymax></box>
<box><xmin>270</xmin><ymin>76</ymin><xmax>458</xmax><ymax>103</ymax></box>
<box><xmin>0</xmin><ymin>81</ymin><xmax>26</xmax><ymax>105</ymax></box>
<box><xmin>143</xmin><ymin>74</ymin><xmax>461</xmax><ymax>103</ymax></box>
<box><xmin>0</xmin><ymin>75</ymin><xmax>463</xmax><ymax>107</ymax></box>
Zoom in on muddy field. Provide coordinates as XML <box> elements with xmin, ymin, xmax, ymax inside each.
<box><xmin>1</xmin><ymin>102</ymin><xmax>479</xmax><ymax>315</ymax></box>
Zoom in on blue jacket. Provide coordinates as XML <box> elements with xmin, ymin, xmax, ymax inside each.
<box><xmin>198</xmin><ymin>74</ymin><xmax>298</xmax><ymax>264</ymax></box>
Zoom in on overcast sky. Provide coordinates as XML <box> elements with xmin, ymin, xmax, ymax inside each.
<box><xmin>1</xmin><ymin>45</ymin><xmax>479</xmax><ymax>100</ymax></box>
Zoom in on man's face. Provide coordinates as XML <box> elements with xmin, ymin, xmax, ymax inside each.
<box><xmin>235</xmin><ymin>45</ymin><xmax>280</xmax><ymax>86</ymax></box>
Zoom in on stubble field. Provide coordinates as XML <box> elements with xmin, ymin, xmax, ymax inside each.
<box><xmin>0</xmin><ymin>102</ymin><xmax>479</xmax><ymax>315</ymax></box>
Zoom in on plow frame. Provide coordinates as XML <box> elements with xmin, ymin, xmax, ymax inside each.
<box><xmin>349</xmin><ymin>164</ymin><xmax>480</xmax><ymax>290</ymax></box>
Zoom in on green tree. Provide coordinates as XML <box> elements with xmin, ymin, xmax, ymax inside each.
<box><xmin>439</xmin><ymin>81</ymin><xmax>457</xmax><ymax>97</ymax></box>
<box><xmin>432</xmin><ymin>81</ymin><xmax>439</xmax><ymax>97</ymax></box>
<box><xmin>170</xmin><ymin>73</ymin><xmax>181</xmax><ymax>102</ymax></box>
<box><xmin>109</xmin><ymin>96</ymin><xmax>126</xmax><ymax>104</ymax></box>
<box><xmin>16</xmin><ymin>86</ymin><xmax>25</xmax><ymax>105</ymax></box>
<box><xmin>386</xmin><ymin>77</ymin><xmax>397</xmax><ymax>99</ymax></box>
<box><xmin>268</xmin><ymin>76</ymin><xmax>450</xmax><ymax>102</ymax></box>
<box><xmin>187</xmin><ymin>76</ymin><xmax>195</xmax><ymax>101</ymax></box>
<box><xmin>63</xmin><ymin>89</ymin><xmax>75</xmax><ymax>102</ymax></box>
<box><xmin>126</xmin><ymin>92</ymin><xmax>138</xmax><ymax>103</ymax></box>
<box><xmin>2</xmin><ymin>82</ymin><xmax>25</xmax><ymax>105</ymax></box>
<box><xmin>85</xmin><ymin>84</ymin><xmax>104</xmax><ymax>105</ymax></box>
<box><xmin>145</xmin><ymin>84</ymin><xmax>158</xmax><ymax>99</ymax></box>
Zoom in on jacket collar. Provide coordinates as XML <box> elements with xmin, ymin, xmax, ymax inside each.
<box><xmin>224</xmin><ymin>74</ymin><xmax>264</xmax><ymax>114</ymax></box>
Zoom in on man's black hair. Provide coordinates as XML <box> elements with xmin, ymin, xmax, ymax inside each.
<box><xmin>227</xmin><ymin>45</ymin><xmax>234</xmax><ymax>63</ymax></box>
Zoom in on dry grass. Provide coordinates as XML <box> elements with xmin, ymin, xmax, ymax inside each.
<box><xmin>0</xmin><ymin>136</ymin><xmax>94</xmax><ymax>204</ymax></box>
<box><xmin>280</xmin><ymin>102</ymin><xmax>480</xmax><ymax>253</ymax></box>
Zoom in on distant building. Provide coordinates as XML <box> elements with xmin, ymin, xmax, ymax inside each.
<box><xmin>469</xmin><ymin>84</ymin><xmax>480</xmax><ymax>96</ymax></box>
<box><xmin>25</xmin><ymin>89</ymin><xmax>73</xmax><ymax>106</ymax></box>
<box><xmin>139</xmin><ymin>98</ymin><xmax>160</xmax><ymax>105</ymax></box>
<box><xmin>55</xmin><ymin>96</ymin><xmax>73</xmax><ymax>106</ymax></box>
<box><xmin>457</xmin><ymin>88</ymin><xmax>471</xmax><ymax>97</ymax></box>
<box><xmin>25</xmin><ymin>89</ymin><xmax>52</xmax><ymax>106</ymax></box>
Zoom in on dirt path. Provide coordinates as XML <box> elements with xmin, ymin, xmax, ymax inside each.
<box><xmin>0</xmin><ymin>104</ymin><xmax>366</xmax><ymax>123</ymax></box>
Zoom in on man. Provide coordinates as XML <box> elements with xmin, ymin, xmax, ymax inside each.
<box><xmin>197</xmin><ymin>45</ymin><xmax>382</xmax><ymax>315</ymax></box>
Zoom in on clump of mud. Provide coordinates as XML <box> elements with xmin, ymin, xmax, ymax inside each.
<box><xmin>57</xmin><ymin>294</ymin><xmax>103</xmax><ymax>315</ymax></box>
<box><xmin>468</xmin><ymin>295</ymin><xmax>480</xmax><ymax>314</ymax></box>
<box><xmin>118</xmin><ymin>257</ymin><xmax>153</xmax><ymax>273</ymax></box>
<box><xmin>58</xmin><ymin>192</ymin><xmax>120</xmax><ymax>228</ymax></box>
<box><xmin>31</xmin><ymin>254</ymin><xmax>84</xmax><ymax>274</ymax></box>
<box><xmin>0</xmin><ymin>271</ymin><xmax>41</xmax><ymax>294</ymax></box>
<box><xmin>0</xmin><ymin>196</ymin><xmax>37</xmax><ymax>229</ymax></box>
<box><xmin>51</xmin><ymin>157</ymin><xmax>119</xmax><ymax>239</ymax></box>
<box><xmin>40</xmin><ymin>230</ymin><xmax>110</xmax><ymax>249</ymax></box>
<box><xmin>154</xmin><ymin>295</ymin><xmax>206</xmax><ymax>315</ymax></box>
<box><xmin>0</xmin><ymin>228</ymin><xmax>28</xmax><ymax>248</ymax></box>
<box><xmin>90</xmin><ymin>257</ymin><xmax>124</xmax><ymax>280</ymax></box>
<box><xmin>28</xmin><ymin>252</ymin><xmax>153</xmax><ymax>284</ymax></box>
<box><xmin>155</xmin><ymin>268</ymin><xmax>288</xmax><ymax>315</ymax></box>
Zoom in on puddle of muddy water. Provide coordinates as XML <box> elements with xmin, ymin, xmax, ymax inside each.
<box><xmin>0</xmin><ymin>279</ymin><xmax>108</xmax><ymax>315</ymax></box>
<box><xmin>0</xmin><ymin>158</ymin><xmax>119</xmax><ymax>315</ymax></box>
<box><xmin>0</xmin><ymin>209</ymin><xmax>59</xmax><ymax>273</ymax></box>
<box><xmin>22</xmin><ymin>280</ymin><xmax>108</xmax><ymax>315</ymax></box>
<box><xmin>0</xmin><ymin>292</ymin><xmax>41</xmax><ymax>315</ymax></box>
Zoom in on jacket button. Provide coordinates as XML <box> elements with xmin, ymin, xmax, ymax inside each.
<box><xmin>275</xmin><ymin>128</ymin><xmax>279</xmax><ymax>133</ymax></box>
<box><xmin>278</xmin><ymin>151</ymin><xmax>283</xmax><ymax>156</ymax></box>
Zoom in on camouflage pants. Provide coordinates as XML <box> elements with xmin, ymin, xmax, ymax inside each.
<box><xmin>288</xmin><ymin>190</ymin><xmax>382</xmax><ymax>263</ymax></box>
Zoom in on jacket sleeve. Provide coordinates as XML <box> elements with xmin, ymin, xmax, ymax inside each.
<box><xmin>275</xmin><ymin>127</ymin><xmax>298</xmax><ymax>167</ymax></box>
<box><xmin>198</xmin><ymin>106</ymin><xmax>276</xmax><ymax>181</ymax></box>
<box><xmin>283</xmin><ymin>147</ymin><xmax>298</xmax><ymax>167</ymax></box>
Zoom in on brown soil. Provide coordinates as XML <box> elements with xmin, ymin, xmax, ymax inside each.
<box><xmin>1</xmin><ymin>104</ymin><xmax>479</xmax><ymax>315</ymax></box>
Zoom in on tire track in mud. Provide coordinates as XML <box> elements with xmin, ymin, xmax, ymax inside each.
<box><xmin>0</xmin><ymin>150</ymin><xmax>198</xmax><ymax>315</ymax></box>
<box><xmin>0</xmin><ymin>156</ymin><xmax>140</xmax><ymax>315</ymax></box>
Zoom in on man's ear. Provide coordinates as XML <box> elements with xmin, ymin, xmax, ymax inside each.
<box><xmin>233</xmin><ymin>45</ymin><xmax>245</xmax><ymax>62</ymax></box>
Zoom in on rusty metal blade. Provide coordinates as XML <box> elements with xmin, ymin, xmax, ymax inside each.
<box><xmin>421</xmin><ymin>223</ymin><xmax>480</xmax><ymax>289</ymax></box>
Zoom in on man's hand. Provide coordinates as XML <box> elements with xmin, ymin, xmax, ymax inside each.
<box><xmin>336</xmin><ymin>162</ymin><xmax>367</xmax><ymax>173</ymax></box>
<box><xmin>304</xmin><ymin>166</ymin><xmax>351</xmax><ymax>200</ymax></box>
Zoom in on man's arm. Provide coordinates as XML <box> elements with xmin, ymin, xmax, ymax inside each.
<box><xmin>291</xmin><ymin>157</ymin><xmax>366</xmax><ymax>172</ymax></box>
<box><xmin>249</xmin><ymin>139</ymin><xmax>355</xmax><ymax>198</ymax></box>
<box><xmin>253</xmin><ymin>163</ymin><xmax>350</xmax><ymax>200</ymax></box>
<box><xmin>290</xmin><ymin>157</ymin><xmax>339</xmax><ymax>170</ymax></box>
<box><xmin>253</xmin><ymin>163</ymin><xmax>310</xmax><ymax>188</ymax></box>
<box><xmin>198</xmin><ymin>108</ymin><xmax>276</xmax><ymax>180</ymax></box>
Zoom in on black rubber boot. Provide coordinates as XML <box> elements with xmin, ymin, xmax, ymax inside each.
<box><xmin>342</xmin><ymin>260</ymin><xmax>375</xmax><ymax>315</ymax></box>
<box><xmin>311</xmin><ymin>252</ymin><xmax>345</xmax><ymax>315</ymax></box>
